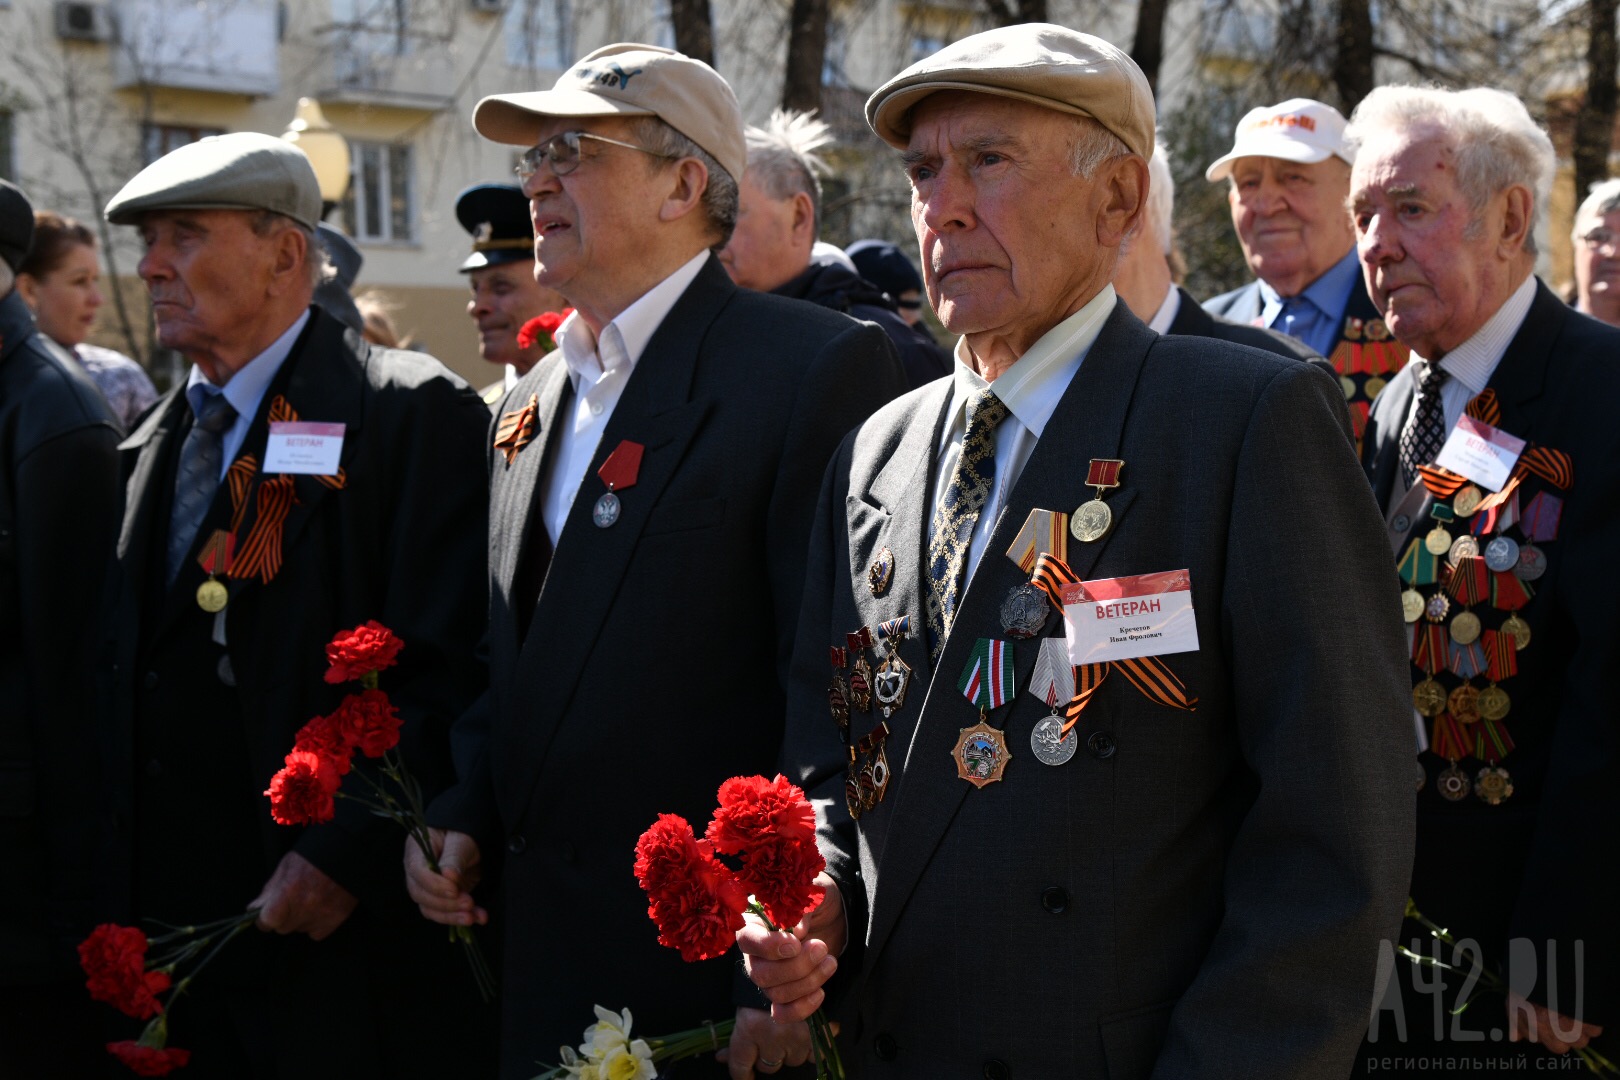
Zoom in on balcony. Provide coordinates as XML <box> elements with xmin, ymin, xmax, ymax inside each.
<box><xmin>112</xmin><ymin>0</ymin><xmax>281</xmax><ymax>98</ymax></box>
<box><xmin>315</xmin><ymin>23</ymin><xmax>456</xmax><ymax>112</ymax></box>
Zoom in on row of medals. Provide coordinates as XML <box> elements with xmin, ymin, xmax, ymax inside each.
<box><xmin>1406</xmin><ymin>483</ymin><xmax>1543</xmax><ymax>805</ymax></box>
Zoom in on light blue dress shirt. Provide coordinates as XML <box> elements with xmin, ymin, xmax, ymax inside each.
<box><xmin>184</xmin><ymin>309</ymin><xmax>311</xmax><ymax>479</ymax></box>
<box><xmin>1257</xmin><ymin>248</ymin><xmax>1361</xmax><ymax>358</ymax></box>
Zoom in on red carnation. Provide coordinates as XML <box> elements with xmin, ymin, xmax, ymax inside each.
<box><xmin>736</xmin><ymin>836</ymin><xmax>826</xmax><ymax>929</ymax></box>
<box><xmin>329</xmin><ymin>688</ymin><xmax>401</xmax><ymax>758</ymax></box>
<box><xmin>706</xmin><ymin>774</ymin><xmax>819</xmax><ymax>853</ymax></box>
<box><xmin>265</xmin><ymin>751</ymin><xmax>341</xmax><ymax>826</ymax></box>
<box><xmin>78</xmin><ymin>924</ymin><xmax>169</xmax><ymax>1020</ymax></box>
<box><xmin>634</xmin><ymin>814</ymin><xmax>749</xmax><ymax>963</ymax></box>
<box><xmin>292</xmin><ymin>714</ymin><xmax>353</xmax><ymax>775</ymax></box>
<box><xmin>516</xmin><ymin>308</ymin><xmax>572</xmax><ymax>352</ymax></box>
<box><xmin>323</xmin><ymin>621</ymin><xmax>404</xmax><ymax>684</ymax></box>
<box><xmin>107</xmin><ymin>1041</ymin><xmax>191</xmax><ymax>1076</ymax></box>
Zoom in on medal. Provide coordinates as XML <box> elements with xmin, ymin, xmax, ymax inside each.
<box><xmin>846</xmin><ymin>629</ymin><xmax>874</xmax><ymax>713</ymax></box>
<box><xmin>1424</xmin><ymin>526</ymin><xmax>1452</xmax><ymax>556</ymax></box>
<box><xmin>1483</xmin><ymin>535</ymin><xmax>1520</xmax><ymax>573</ymax></box>
<box><xmin>1412</xmin><ymin>678</ymin><xmax>1447</xmax><ymax>718</ymax></box>
<box><xmin>1453</xmin><ymin>484</ymin><xmax>1483</xmax><ymax>517</ymax></box>
<box><xmin>827</xmin><ymin>646</ymin><xmax>851</xmax><ymax>733</ymax></box>
<box><xmin>1027</xmin><ymin>639</ymin><xmax>1078</xmax><ymax>766</ymax></box>
<box><xmin>1364</xmin><ymin>376</ymin><xmax>1387</xmax><ymax>398</ymax></box>
<box><xmin>1397</xmin><ymin>539</ymin><xmax>1439</xmax><ymax>586</ymax></box>
<box><xmin>1447</xmin><ymin>682</ymin><xmax>1481</xmax><ymax>724</ymax></box>
<box><xmin>1477</xmin><ymin>629</ymin><xmax>1516</xmax><ymax>721</ymax></box>
<box><xmin>1000</xmin><ymin>583</ymin><xmax>1048</xmax><ymax>639</ymax></box>
<box><xmin>1339</xmin><ymin>375</ymin><xmax>1355</xmax><ymax>399</ymax></box>
<box><xmin>1514</xmin><ymin>544</ymin><xmax>1547</xmax><ymax>581</ymax></box>
<box><xmin>1476</xmin><ymin>685</ymin><xmax>1510</xmax><ymax>721</ymax></box>
<box><xmin>1005</xmin><ymin>507</ymin><xmax>1068</xmax><ymax>572</ymax></box>
<box><xmin>1449</xmin><ymin>610</ymin><xmax>1480</xmax><ymax>645</ymax></box>
<box><xmin>953</xmin><ymin>718</ymin><xmax>1011</xmax><ymax>787</ymax></box>
<box><xmin>1030</xmin><ymin>715</ymin><xmax>1077</xmax><ymax>765</ymax></box>
<box><xmin>1423</xmin><ymin>592</ymin><xmax>1450</xmax><ymax>623</ymax></box>
<box><xmin>197</xmin><ymin>579</ymin><xmax>228</xmax><ymax>614</ymax></box>
<box><xmin>1070</xmin><ymin>459</ymin><xmax>1123</xmax><ymax>543</ymax></box>
<box><xmin>845</xmin><ymin>748</ymin><xmax>864</xmax><ymax>820</ymax></box>
<box><xmin>1400</xmin><ymin>589</ymin><xmax>1424</xmax><ymax>623</ymax></box>
<box><xmin>1436</xmin><ymin>764</ymin><xmax>1471</xmax><ymax>802</ymax></box>
<box><xmin>955</xmin><ymin>639</ymin><xmax>1015</xmax><ymax>787</ymax></box>
<box><xmin>1443</xmin><ymin>554</ymin><xmax>1486</xmax><ymax>646</ymax></box>
<box><xmin>873</xmin><ymin>617</ymin><xmax>914</xmax><ymax>718</ymax></box>
<box><xmin>195</xmin><ymin>530</ymin><xmax>235</xmax><ymax>613</ymax></box>
<box><xmin>1447</xmin><ymin>535</ymin><xmax>1479</xmax><ymax>564</ymax></box>
<box><xmin>1474</xmin><ymin>766</ymin><xmax>1513</xmax><ymax>806</ymax></box>
<box><xmin>593</xmin><ymin>440</ymin><xmax>644</xmax><ymax>529</ymax></box>
<box><xmin>868</xmin><ymin>547</ymin><xmax>894</xmax><ymax>597</ymax></box>
<box><xmin>1501</xmin><ymin>614</ymin><xmax>1531</xmax><ymax>650</ymax></box>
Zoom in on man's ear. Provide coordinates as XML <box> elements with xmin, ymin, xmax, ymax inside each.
<box><xmin>791</xmin><ymin>190</ymin><xmax>816</xmax><ymax>246</ymax></box>
<box><xmin>1097</xmin><ymin>154</ymin><xmax>1149</xmax><ymax>250</ymax></box>
<box><xmin>659</xmin><ymin>157</ymin><xmax>711</xmax><ymax>225</ymax></box>
<box><xmin>1497</xmin><ymin>184</ymin><xmax>1532</xmax><ymax>259</ymax></box>
<box><xmin>267</xmin><ymin>224</ymin><xmax>309</xmax><ymax>297</ymax></box>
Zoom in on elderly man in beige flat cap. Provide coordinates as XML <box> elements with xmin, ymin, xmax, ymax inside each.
<box><xmin>100</xmin><ymin>131</ymin><xmax>496</xmax><ymax>1076</ymax></box>
<box><xmin>737</xmin><ymin>24</ymin><xmax>1414</xmax><ymax>1079</ymax></box>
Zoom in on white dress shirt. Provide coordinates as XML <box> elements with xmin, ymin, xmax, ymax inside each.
<box><xmin>540</xmin><ymin>250</ymin><xmax>710</xmax><ymax>546</ymax></box>
<box><xmin>931</xmin><ymin>285</ymin><xmax>1117</xmax><ymax>586</ymax></box>
<box><xmin>185</xmin><ymin>309</ymin><xmax>310</xmax><ymax>479</ymax></box>
<box><xmin>1386</xmin><ymin>274</ymin><xmax>1536</xmax><ymax>511</ymax></box>
<box><xmin>1146</xmin><ymin>282</ymin><xmax>1180</xmax><ymax>334</ymax></box>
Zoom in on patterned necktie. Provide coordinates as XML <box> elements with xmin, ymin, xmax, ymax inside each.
<box><xmin>166</xmin><ymin>391</ymin><xmax>238</xmax><ymax>585</ymax></box>
<box><xmin>1398</xmin><ymin>360</ymin><xmax>1450</xmax><ymax>489</ymax></box>
<box><xmin>925</xmin><ymin>388</ymin><xmax>1010</xmax><ymax>659</ymax></box>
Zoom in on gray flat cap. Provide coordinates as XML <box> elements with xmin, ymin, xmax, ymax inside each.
<box><xmin>1</xmin><ymin>180</ymin><xmax>34</xmax><ymax>273</ymax></box>
<box><xmin>105</xmin><ymin>132</ymin><xmax>322</xmax><ymax>230</ymax></box>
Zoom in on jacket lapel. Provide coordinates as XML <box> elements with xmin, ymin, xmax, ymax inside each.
<box><xmin>1484</xmin><ymin>280</ymin><xmax>1559</xmax><ymax>438</ymax></box>
<box><xmin>862</xmin><ymin>304</ymin><xmax>1153</xmax><ymax>970</ymax></box>
<box><xmin>114</xmin><ymin>391</ymin><xmax>189</xmax><ymax>661</ymax></box>
<box><xmin>492</xmin><ymin>257</ymin><xmax>731</xmax><ymax>823</ymax></box>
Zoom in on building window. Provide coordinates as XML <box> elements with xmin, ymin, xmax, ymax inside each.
<box><xmin>0</xmin><ymin>110</ymin><xmax>14</xmax><ymax>181</ymax></box>
<box><xmin>506</xmin><ymin>0</ymin><xmax>571</xmax><ymax>70</ymax></box>
<box><xmin>143</xmin><ymin>124</ymin><xmax>226</xmax><ymax>166</ymax></box>
<box><xmin>342</xmin><ymin>141</ymin><xmax>416</xmax><ymax>244</ymax></box>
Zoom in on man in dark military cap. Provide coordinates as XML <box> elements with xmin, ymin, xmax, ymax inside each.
<box><xmin>0</xmin><ymin>178</ymin><xmax>121</xmax><ymax>1078</ymax></box>
<box><xmin>456</xmin><ymin>182</ymin><xmax>567</xmax><ymax>404</ymax></box>
<box><xmin>98</xmin><ymin>132</ymin><xmax>495</xmax><ymax>1077</ymax></box>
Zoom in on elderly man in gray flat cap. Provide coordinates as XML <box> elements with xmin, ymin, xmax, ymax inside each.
<box><xmin>737</xmin><ymin>24</ymin><xmax>1414</xmax><ymax>1079</ymax></box>
<box><xmin>98</xmin><ymin>132</ymin><xmax>495</xmax><ymax>1076</ymax></box>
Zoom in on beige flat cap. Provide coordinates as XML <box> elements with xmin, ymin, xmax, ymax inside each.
<box><xmin>473</xmin><ymin>43</ymin><xmax>746</xmax><ymax>183</ymax></box>
<box><xmin>866</xmin><ymin>23</ymin><xmax>1155</xmax><ymax>159</ymax></box>
<box><xmin>105</xmin><ymin>132</ymin><xmax>322</xmax><ymax>230</ymax></box>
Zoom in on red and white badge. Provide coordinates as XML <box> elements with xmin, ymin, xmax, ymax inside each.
<box><xmin>1434</xmin><ymin>416</ymin><xmax>1524</xmax><ymax>493</ymax></box>
<box><xmin>264</xmin><ymin>421</ymin><xmax>345</xmax><ymax>475</ymax></box>
<box><xmin>1061</xmin><ymin>569</ymin><xmax>1199</xmax><ymax>665</ymax></box>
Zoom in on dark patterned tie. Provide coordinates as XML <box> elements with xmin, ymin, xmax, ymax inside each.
<box><xmin>166</xmin><ymin>392</ymin><xmax>237</xmax><ymax>585</ymax></box>
<box><xmin>1398</xmin><ymin>360</ymin><xmax>1449</xmax><ymax>489</ymax></box>
<box><xmin>925</xmin><ymin>388</ymin><xmax>1009</xmax><ymax>659</ymax></box>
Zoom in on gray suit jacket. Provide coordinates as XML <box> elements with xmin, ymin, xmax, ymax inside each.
<box><xmin>785</xmin><ymin>301</ymin><xmax>1414</xmax><ymax>1078</ymax></box>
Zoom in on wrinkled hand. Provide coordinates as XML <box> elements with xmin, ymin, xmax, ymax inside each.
<box><xmin>736</xmin><ymin>873</ymin><xmax>845</xmax><ymax>1024</ymax></box>
<box><xmin>1507</xmin><ymin>991</ymin><xmax>1603</xmax><ymax>1054</ymax></box>
<box><xmin>252</xmin><ymin>851</ymin><xmax>358</xmax><ymax>940</ymax></box>
<box><xmin>404</xmin><ymin>828</ymin><xmax>487</xmax><ymax>927</ymax></box>
<box><xmin>715</xmin><ymin>1006</ymin><xmax>812</xmax><ymax>1079</ymax></box>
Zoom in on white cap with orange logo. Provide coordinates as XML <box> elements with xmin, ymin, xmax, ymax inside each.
<box><xmin>1204</xmin><ymin>98</ymin><xmax>1352</xmax><ymax>182</ymax></box>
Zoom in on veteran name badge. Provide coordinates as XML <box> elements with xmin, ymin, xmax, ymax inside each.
<box><xmin>264</xmin><ymin>422</ymin><xmax>344</xmax><ymax>475</ymax></box>
<box><xmin>1433</xmin><ymin>415</ymin><xmax>1526</xmax><ymax>493</ymax></box>
<box><xmin>593</xmin><ymin>440</ymin><xmax>644</xmax><ymax>528</ymax></box>
<box><xmin>1061</xmin><ymin>569</ymin><xmax>1199</xmax><ymax>667</ymax></box>
<box><xmin>954</xmin><ymin>638</ymin><xmax>1014</xmax><ymax>787</ymax></box>
<box><xmin>1071</xmin><ymin>459</ymin><xmax>1123</xmax><ymax>543</ymax></box>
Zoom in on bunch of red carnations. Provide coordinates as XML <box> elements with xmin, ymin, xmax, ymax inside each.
<box><xmin>263</xmin><ymin>620</ymin><xmax>494</xmax><ymax>1001</ymax></box>
<box><xmin>79</xmin><ymin>913</ymin><xmax>258</xmax><ymax>1075</ymax></box>
<box><xmin>632</xmin><ymin>774</ymin><xmax>843</xmax><ymax>1079</ymax></box>
<box><xmin>516</xmin><ymin>308</ymin><xmax>573</xmax><ymax>353</ymax></box>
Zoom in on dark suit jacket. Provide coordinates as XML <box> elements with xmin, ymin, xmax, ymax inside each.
<box><xmin>785</xmin><ymin>301</ymin><xmax>1415</xmax><ymax>1078</ymax></box>
<box><xmin>0</xmin><ymin>291</ymin><xmax>120</xmax><ymax>986</ymax></box>
<box><xmin>1361</xmin><ymin>280</ymin><xmax>1620</xmax><ymax>1031</ymax></box>
<box><xmin>102</xmin><ymin>306</ymin><xmax>494</xmax><ymax>1072</ymax></box>
<box><xmin>1168</xmin><ymin>285</ymin><xmax>1321</xmax><ymax>361</ymax></box>
<box><xmin>430</xmin><ymin>255</ymin><xmax>906</xmax><ymax>1078</ymax></box>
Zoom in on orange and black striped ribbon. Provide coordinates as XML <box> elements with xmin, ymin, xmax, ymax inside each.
<box><xmin>1061</xmin><ymin>663</ymin><xmax>1109</xmax><ymax>734</ymax></box>
<box><xmin>494</xmin><ymin>393</ymin><xmax>540</xmax><ymax>466</ymax></box>
<box><xmin>1432</xmin><ymin>713</ymin><xmax>1470</xmax><ymax>762</ymax></box>
<box><xmin>1445</xmin><ymin>555</ymin><xmax>1487</xmax><ymax>605</ymax></box>
<box><xmin>1029</xmin><ymin>551</ymin><xmax>1078</xmax><ymax>611</ymax></box>
<box><xmin>1416</xmin><ymin>464</ymin><xmax>1469</xmax><ymax>499</ymax></box>
<box><xmin>1465</xmin><ymin>390</ymin><xmax>1501</xmax><ymax>426</ymax></box>
<box><xmin>1413</xmin><ymin>624</ymin><xmax>1448</xmax><ymax>675</ymax></box>
<box><xmin>226</xmin><ymin>456</ymin><xmax>257</xmax><ymax>534</ymax></box>
<box><xmin>1513</xmin><ymin>446</ymin><xmax>1573</xmax><ymax>491</ymax></box>
<box><xmin>1483</xmin><ymin>629</ymin><xmax>1518</xmax><ymax>682</ymax></box>
<box><xmin>1113</xmin><ymin>656</ymin><xmax>1198</xmax><ymax>712</ymax></box>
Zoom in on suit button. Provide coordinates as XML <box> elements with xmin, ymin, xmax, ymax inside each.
<box><xmin>1041</xmin><ymin>887</ymin><xmax>1068</xmax><ymax>914</ymax></box>
<box><xmin>983</xmin><ymin>1060</ymin><xmax>1010</xmax><ymax>1080</ymax></box>
<box><xmin>145</xmin><ymin>758</ymin><xmax>161</xmax><ymax>778</ymax></box>
<box><xmin>143</xmin><ymin>670</ymin><xmax>159</xmax><ymax>690</ymax></box>
<box><xmin>873</xmin><ymin>1033</ymin><xmax>898</xmax><ymax>1061</ymax></box>
<box><xmin>1392</xmin><ymin>513</ymin><xmax>1411</xmax><ymax>533</ymax></box>
<box><xmin>507</xmin><ymin>833</ymin><xmax>527</xmax><ymax>855</ymax></box>
<box><xmin>1086</xmin><ymin>731</ymin><xmax>1115</xmax><ymax>759</ymax></box>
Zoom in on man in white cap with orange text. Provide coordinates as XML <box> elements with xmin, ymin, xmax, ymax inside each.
<box><xmin>1205</xmin><ymin>98</ymin><xmax>1408</xmax><ymax>445</ymax></box>
<box><xmin>737</xmin><ymin>25</ymin><xmax>1414</xmax><ymax>1080</ymax></box>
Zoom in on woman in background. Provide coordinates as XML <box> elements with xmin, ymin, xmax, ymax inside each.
<box><xmin>15</xmin><ymin>210</ymin><xmax>157</xmax><ymax>431</ymax></box>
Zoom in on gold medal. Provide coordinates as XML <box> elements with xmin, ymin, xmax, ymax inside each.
<box><xmin>1339</xmin><ymin>375</ymin><xmax>1356</xmax><ymax>399</ymax></box>
<box><xmin>1412</xmin><ymin>678</ymin><xmax>1448</xmax><ymax>718</ymax></box>
<box><xmin>1452</xmin><ymin>485</ymin><xmax>1483</xmax><ymax>517</ymax></box>
<box><xmin>1400</xmin><ymin>589</ymin><xmax>1424</xmax><ymax>623</ymax></box>
<box><xmin>1474</xmin><ymin>766</ymin><xmax>1513</xmax><ymax>806</ymax></box>
<box><xmin>1364</xmin><ymin>376</ymin><xmax>1387</xmax><ymax>398</ymax></box>
<box><xmin>1449</xmin><ymin>610</ymin><xmax>1481</xmax><ymax>645</ymax></box>
<box><xmin>1070</xmin><ymin>498</ymin><xmax>1112</xmax><ymax>543</ymax></box>
<box><xmin>197</xmin><ymin>577</ymin><xmax>228</xmax><ymax>613</ymax></box>
<box><xmin>1501</xmin><ymin>614</ymin><xmax>1532</xmax><ymax>651</ymax></box>
<box><xmin>1447</xmin><ymin>683</ymin><xmax>1480</xmax><ymax>724</ymax></box>
<box><xmin>952</xmin><ymin>716</ymin><xmax>1011</xmax><ymax>788</ymax></box>
<box><xmin>1424</xmin><ymin>592</ymin><xmax>1450</xmax><ymax>623</ymax></box>
<box><xmin>1424</xmin><ymin>526</ymin><xmax>1453</xmax><ymax>556</ymax></box>
<box><xmin>1436</xmin><ymin>763</ymin><xmax>1471</xmax><ymax>802</ymax></box>
<box><xmin>1476</xmin><ymin>685</ymin><xmax>1511</xmax><ymax>721</ymax></box>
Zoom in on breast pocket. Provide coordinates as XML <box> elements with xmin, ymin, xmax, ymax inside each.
<box><xmin>642</xmin><ymin>497</ymin><xmax>727</xmax><ymax>537</ymax></box>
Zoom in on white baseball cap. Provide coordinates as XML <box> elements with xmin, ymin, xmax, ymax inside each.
<box><xmin>1204</xmin><ymin>98</ymin><xmax>1351</xmax><ymax>182</ymax></box>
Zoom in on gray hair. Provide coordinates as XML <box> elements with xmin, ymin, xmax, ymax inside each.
<box><xmin>745</xmin><ymin>109</ymin><xmax>834</xmax><ymax>235</ymax></box>
<box><xmin>1069</xmin><ymin>117</ymin><xmax>1132</xmax><ymax>179</ymax></box>
<box><xmin>247</xmin><ymin>210</ymin><xmax>332</xmax><ymax>293</ymax></box>
<box><xmin>1573</xmin><ymin>177</ymin><xmax>1620</xmax><ymax>241</ymax></box>
<box><xmin>627</xmin><ymin>116</ymin><xmax>740</xmax><ymax>250</ymax></box>
<box><xmin>1143</xmin><ymin>142</ymin><xmax>1175</xmax><ymax>255</ymax></box>
<box><xmin>1344</xmin><ymin>85</ymin><xmax>1554</xmax><ymax>255</ymax></box>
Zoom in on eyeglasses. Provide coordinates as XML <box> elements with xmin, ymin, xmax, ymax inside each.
<box><xmin>1581</xmin><ymin>229</ymin><xmax>1619</xmax><ymax>254</ymax></box>
<box><xmin>515</xmin><ymin>130</ymin><xmax>674</xmax><ymax>181</ymax></box>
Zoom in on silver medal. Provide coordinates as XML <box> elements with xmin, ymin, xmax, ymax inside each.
<box><xmin>592</xmin><ymin>491</ymin><xmax>621</xmax><ymax>528</ymax></box>
<box><xmin>1030</xmin><ymin>715</ymin><xmax>1077</xmax><ymax>765</ymax></box>
<box><xmin>1000</xmin><ymin>583</ymin><xmax>1048</xmax><ymax>639</ymax></box>
<box><xmin>1483</xmin><ymin>535</ymin><xmax>1520</xmax><ymax>573</ymax></box>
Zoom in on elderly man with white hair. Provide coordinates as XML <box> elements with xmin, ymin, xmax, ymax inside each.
<box><xmin>1571</xmin><ymin>178</ymin><xmax>1620</xmax><ymax>327</ymax></box>
<box><xmin>1354</xmin><ymin>85</ymin><xmax>1620</xmax><ymax>1069</ymax></box>
<box><xmin>1114</xmin><ymin>144</ymin><xmax>1321</xmax><ymax>362</ymax></box>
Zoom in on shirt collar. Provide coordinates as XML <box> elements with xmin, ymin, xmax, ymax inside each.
<box><xmin>1257</xmin><ymin>246</ymin><xmax>1360</xmax><ymax>318</ymax></box>
<box><xmin>186</xmin><ymin>308</ymin><xmax>310</xmax><ymax>420</ymax></box>
<box><xmin>555</xmin><ymin>250</ymin><xmax>711</xmax><ymax>386</ymax></box>
<box><xmin>1146</xmin><ymin>282</ymin><xmax>1180</xmax><ymax>334</ymax></box>
<box><xmin>1418</xmin><ymin>274</ymin><xmax>1537</xmax><ymax>396</ymax></box>
<box><xmin>944</xmin><ymin>284</ymin><xmax>1117</xmax><ymax>446</ymax></box>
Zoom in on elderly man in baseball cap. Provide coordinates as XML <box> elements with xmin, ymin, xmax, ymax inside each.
<box><xmin>404</xmin><ymin>43</ymin><xmax>903</xmax><ymax>1078</ymax></box>
<box><xmin>100</xmin><ymin>132</ymin><xmax>496</xmax><ymax>1075</ymax></box>
<box><xmin>1205</xmin><ymin>98</ymin><xmax>1408</xmax><ymax>442</ymax></box>
<box><xmin>737</xmin><ymin>25</ymin><xmax>1413</xmax><ymax>1080</ymax></box>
